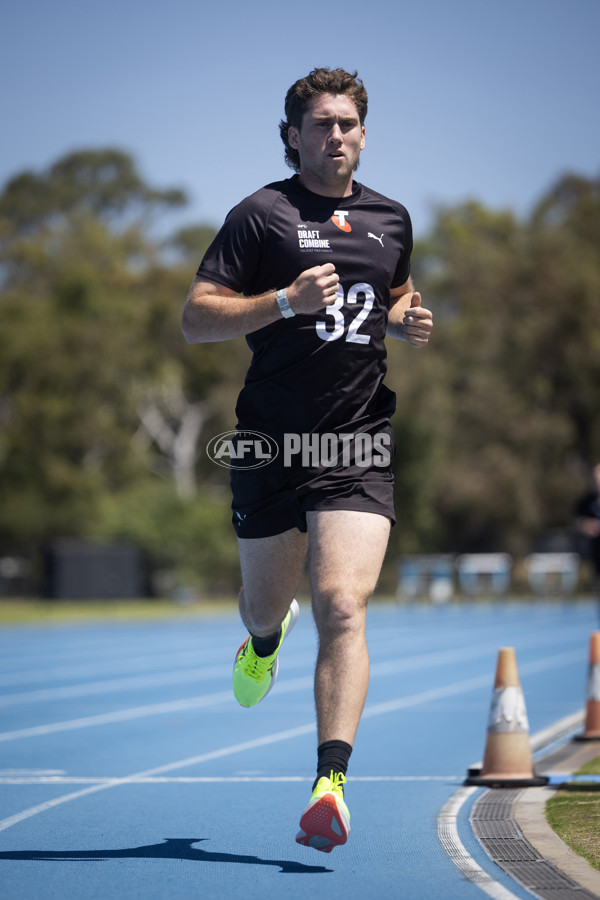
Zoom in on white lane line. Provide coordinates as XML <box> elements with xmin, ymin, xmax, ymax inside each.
<box><xmin>436</xmin><ymin>711</ymin><xmax>585</xmax><ymax>900</ymax></box>
<box><xmin>0</xmin><ymin>665</ymin><xmax>233</xmax><ymax>707</ymax></box>
<box><xmin>0</xmin><ymin>659</ymin><xmax>587</xmax><ymax>841</ymax></box>
<box><xmin>0</xmin><ymin>723</ymin><xmax>317</xmax><ymax>833</ymax></box>
<box><xmin>367</xmin><ymin>620</ymin><xmax>591</xmax><ymax>654</ymax></box>
<box><xmin>517</xmin><ymin>650</ymin><xmax>584</xmax><ymax>678</ymax></box>
<box><xmin>363</xmin><ymin>673</ymin><xmax>492</xmax><ymax>717</ymax></box>
<box><xmin>0</xmin><ymin>612</ymin><xmax>591</xmax><ymax>678</ymax></box>
<box><xmin>0</xmin><ymin>647</ymin><xmax>583</xmax><ymax>743</ymax></box>
<box><xmin>0</xmin><ymin>675</ymin><xmax>317</xmax><ymax>743</ymax></box>
<box><xmin>0</xmin><ymin>770</ymin><xmax>66</xmax><ymax>777</ymax></box>
<box><xmin>0</xmin><ymin>642</ymin><xmax>503</xmax><ymax>704</ymax></box>
<box><xmin>0</xmin><ymin>675</ymin><xmax>491</xmax><ymax>744</ymax></box>
<box><xmin>364</xmin><ymin>648</ymin><xmax>584</xmax><ymax>720</ymax></box>
<box><xmin>0</xmin><ymin>650</ymin><xmax>229</xmax><ymax>689</ymax></box>
<box><xmin>0</xmin><ymin>670</ymin><xmax>501</xmax><ymax>831</ymax></box>
<box><xmin>438</xmin><ymin>787</ymin><xmax>521</xmax><ymax>900</ymax></box>
<box><xmin>0</xmin><ymin>774</ymin><xmax>459</xmax><ymax>784</ymax></box>
<box><xmin>530</xmin><ymin>710</ymin><xmax>584</xmax><ymax>753</ymax></box>
<box><xmin>0</xmin><ymin>689</ymin><xmax>235</xmax><ymax>743</ymax></box>
<box><xmin>0</xmin><ymin>633</ymin><xmax>584</xmax><ymax>703</ymax></box>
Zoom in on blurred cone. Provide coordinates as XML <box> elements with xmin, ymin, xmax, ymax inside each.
<box><xmin>465</xmin><ymin>647</ymin><xmax>548</xmax><ymax>787</ymax></box>
<box><xmin>576</xmin><ymin>632</ymin><xmax>600</xmax><ymax>740</ymax></box>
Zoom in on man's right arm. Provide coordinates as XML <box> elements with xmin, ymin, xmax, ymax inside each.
<box><xmin>181</xmin><ymin>278</ymin><xmax>281</xmax><ymax>344</ymax></box>
<box><xmin>181</xmin><ymin>264</ymin><xmax>340</xmax><ymax>344</ymax></box>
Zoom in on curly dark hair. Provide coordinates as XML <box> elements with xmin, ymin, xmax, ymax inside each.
<box><xmin>279</xmin><ymin>67</ymin><xmax>368</xmax><ymax>173</ymax></box>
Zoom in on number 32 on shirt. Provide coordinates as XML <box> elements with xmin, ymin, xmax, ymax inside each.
<box><xmin>316</xmin><ymin>282</ymin><xmax>374</xmax><ymax>345</ymax></box>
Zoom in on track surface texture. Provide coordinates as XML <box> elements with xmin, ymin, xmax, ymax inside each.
<box><xmin>0</xmin><ymin>599</ymin><xmax>597</xmax><ymax>899</ymax></box>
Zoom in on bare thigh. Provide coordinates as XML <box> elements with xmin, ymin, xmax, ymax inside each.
<box><xmin>307</xmin><ymin>510</ymin><xmax>391</xmax><ymax>626</ymax></box>
<box><xmin>237</xmin><ymin>527</ymin><xmax>308</xmax><ymax>635</ymax></box>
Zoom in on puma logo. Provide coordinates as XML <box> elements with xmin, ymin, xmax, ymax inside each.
<box><xmin>368</xmin><ymin>232</ymin><xmax>384</xmax><ymax>247</ymax></box>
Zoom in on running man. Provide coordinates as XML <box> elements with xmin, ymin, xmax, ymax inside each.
<box><xmin>181</xmin><ymin>67</ymin><xmax>433</xmax><ymax>852</ymax></box>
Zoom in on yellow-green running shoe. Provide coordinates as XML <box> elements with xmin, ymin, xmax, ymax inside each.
<box><xmin>295</xmin><ymin>771</ymin><xmax>350</xmax><ymax>853</ymax></box>
<box><xmin>232</xmin><ymin>599</ymin><xmax>299</xmax><ymax>707</ymax></box>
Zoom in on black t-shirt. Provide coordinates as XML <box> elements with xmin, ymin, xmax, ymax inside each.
<box><xmin>197</xmin><ymin>175</ymin><xmax>413</xmax><ymax>437</ymax></box>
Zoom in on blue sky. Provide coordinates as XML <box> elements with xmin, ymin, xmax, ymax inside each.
<box><xmin>1</xmin><ymin>0</ymin><xmax>598</xmax><ymax>239</ymax></box>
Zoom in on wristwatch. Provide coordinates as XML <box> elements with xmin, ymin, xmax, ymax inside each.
<box><xmin>276</xmin><ymin>288</ymin><xmax>295</xmax><ymax>318</ymax></box>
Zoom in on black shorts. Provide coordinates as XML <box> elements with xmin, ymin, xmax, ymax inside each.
<box><xmin>230</xmin><ymin>423</ymin><xmax>395</xmax><ymax>539</ymax></box>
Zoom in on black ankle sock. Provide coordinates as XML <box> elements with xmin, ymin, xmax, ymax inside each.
<box><xmin>250</xmin><ymin>629</ymin><xmax>281</xmax><ymax>658</ymax></box>
<box><xmin>313</xmin><ymin>740</ymin><xmax>353</xmax><ymax>790</ymax></box>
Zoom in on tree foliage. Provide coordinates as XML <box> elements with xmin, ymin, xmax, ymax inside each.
<box><xmin>387</xmin><ymin>173</ymin><xmax>600</xmax><ymax>557</ymax></box>
<box><xmin>0</xmin><ymin>149</ymin><xmax>249</xmax><ymax>593</ymax></box>
<box><xmin>0</xmin><ymin>149</ymin><xmax>186</xmax><ymax>234</ymax></box>
<box><xmin>0</xmin><ymin>149</ymin><xmax>598</xmax><ymax>592</ymax></box>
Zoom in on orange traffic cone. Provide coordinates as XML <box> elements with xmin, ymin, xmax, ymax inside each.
<box><xmin>465</xmin><ymin>647</ymin><xmax>548</xmax><ymax>786</ymax></box>
<box><xmin>576</xmin><ymin>632</ymin><xmax>600</xmax><ymax>740</ymax></box>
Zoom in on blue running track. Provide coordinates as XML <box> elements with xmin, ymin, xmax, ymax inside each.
<box><xmin>0</xmin><ymin>599</ymin><xmax>597</xmax><ymax>899</ymax></box>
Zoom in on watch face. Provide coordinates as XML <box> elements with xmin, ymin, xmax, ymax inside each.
<box><xmin>277</xmin><ymin>290</ymin><xmax>294</xmax><ymax>317</ymax></box>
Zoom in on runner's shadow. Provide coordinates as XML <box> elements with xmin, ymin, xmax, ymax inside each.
<box><xmin>0</xmin><ymin>837</ymin><xmax>333</xmax><ymax>874</ymax></box>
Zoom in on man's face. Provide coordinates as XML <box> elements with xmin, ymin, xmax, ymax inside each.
<box><xmin>288</xmin><ymin>93</ymin><xmax>365</xmax><ymax>196</ymax></box>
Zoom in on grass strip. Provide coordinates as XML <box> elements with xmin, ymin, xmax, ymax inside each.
<box><xmin>546</xmin><ymin>755</ymin><xmax>600</xmax><ymax>872</ymax></box>
<box><xmin>0</xmin><ymin>599</ymin><xmax>238</xmax><ymax>626</ymax></box>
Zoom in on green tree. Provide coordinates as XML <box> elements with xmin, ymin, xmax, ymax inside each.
<box><xmin>0</xmin><ymin>149</ymin><xmax>248</xmax><ymax>593</ymax></box>
<box><xmin>388</xmin><ymin>173</ymin><xmax>600</xmax><ymax>557</ymax></box>
<box><xmin>2</xmin><ymin>151</ymin><xmax>598</xmax><ymax>592</ymax></box>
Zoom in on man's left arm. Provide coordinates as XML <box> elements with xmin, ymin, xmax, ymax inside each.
<box><xmin>386</xmin><ymin>277</ymin><xmax>433</xmax><ymax>346</ymax></box>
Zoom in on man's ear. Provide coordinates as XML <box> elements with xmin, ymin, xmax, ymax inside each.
<box><xmin>288</xmin><ymin>125</ymin><xmax>300</xmax><ymax>150</ymax></box>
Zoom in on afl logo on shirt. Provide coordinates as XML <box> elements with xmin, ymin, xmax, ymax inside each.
<box><xmin>297</xmin><ymin>223</ymin><xmax>331</xmax><ymax>252</ymax></box>
<box><xmin>331</xmin><ymin>210</ymin><xmax>351</xmax><ymax>232</ymax></box>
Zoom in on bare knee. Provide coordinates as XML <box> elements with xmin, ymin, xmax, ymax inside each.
<box><xmin>312</xmin><ymin>591</ymin><xmax>367</xmax><ymax>642</ymax></box>
<box><xmin>239</xmin><ymin>587</ymin><xmax>289</xmax><ymax>637</ymax></box>
<box><xmin>239</xmin><ymin>587</ymin><xmax>267</xmax><ymax>635</ymax></box>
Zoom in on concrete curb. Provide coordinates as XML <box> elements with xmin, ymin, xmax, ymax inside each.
<box><xmin>513</xmin><ymin>740</ymin><xmax>600</xmax><ymax>897</ymax></box>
